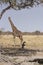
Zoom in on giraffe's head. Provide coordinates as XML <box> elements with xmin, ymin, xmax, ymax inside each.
<box><xmin>0</xmin><ymin>13</ymin><xmax>2</xmax><ymax>19</ymax></box>
<box><xmin>8</xmin><ymin>17</ymin><xmax>11</xmax><ymax>20</ymax></box>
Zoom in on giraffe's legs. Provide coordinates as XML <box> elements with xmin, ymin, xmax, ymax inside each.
<box><xmin>19</xmin><ymin>37</ymin><xmax>26</xmax><ymax>49</ymax></box>
<box><xmin>19</xmin><ymin>36</ymin><xmax>23</xmax><ymax>46</ymax></box>
<box><xmin>13</xmin><ymin>36</ymin><xmax>16</xmax><ymax>47</ymax></box>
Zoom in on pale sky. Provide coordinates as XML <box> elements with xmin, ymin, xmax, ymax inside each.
<box><xmin>0</xmin><ymin>4</ymin><xmax>43</xmax><ymax>32</ymax></box>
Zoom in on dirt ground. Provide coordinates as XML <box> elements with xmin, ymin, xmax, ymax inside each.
<box><xmin>0</xmin><ymin>51</ymin><xmax>43</xmax><ymax>65</ymax></box>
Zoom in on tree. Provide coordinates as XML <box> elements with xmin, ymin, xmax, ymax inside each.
<box><xmin>0</xmin><ymin>28</ymin><xmax>4</xmax><ymax>34</ymax></box>
<box><xmin>34</xmin><ymin>30</ymin><xmax>40</xmax><ymax>35</ymax></box>
<box><xmin>0</xmin><ymin>0</ymin><xmax>43</xmax><ymax>19</ymax></box>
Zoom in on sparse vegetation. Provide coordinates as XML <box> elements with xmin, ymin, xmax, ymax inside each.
<box><xmin>0</xmin><ymin>34</ymin><xmax>43</xmax><ymax>50</ymax></box>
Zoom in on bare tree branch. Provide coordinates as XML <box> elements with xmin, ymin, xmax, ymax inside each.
<box><xmin>0</xmin><ymin>0</ymin><xmax>43</xmax><ymax>19</ymax></box>
<box><xmin>0</xmin><ymin>5</ymin><xmax>11</xmax><ymax>19</ymax></box>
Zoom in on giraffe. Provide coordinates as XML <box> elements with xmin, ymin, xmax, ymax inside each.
<box><xmin>8</xmin><ymin>17</ymin><xmax>23</xmax><ymax>44</ymax></box>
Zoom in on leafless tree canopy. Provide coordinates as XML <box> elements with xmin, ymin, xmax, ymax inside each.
<box><xmin>0</xmin><ymin>0</ymin><xmax>43</xmax><ymax>19</ymax></box>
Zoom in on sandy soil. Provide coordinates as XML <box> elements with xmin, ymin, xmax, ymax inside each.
<box><xmin>0</xmin><ymin>51</ymin><xmax>43</xmax><ymax>65</ymax></box>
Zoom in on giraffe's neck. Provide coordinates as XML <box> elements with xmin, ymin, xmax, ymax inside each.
<box><xmin>8</xmin><ymin>17</ymin><xmax>18</xmax><ymax>32</ymax></box>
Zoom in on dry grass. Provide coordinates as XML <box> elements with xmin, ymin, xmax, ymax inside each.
<box><xmin>23</xmin><ymin>35</ymin><xmax>43</xmax><ymax>49</ymax></box>
<box><xmin>0</xmin><ymin>34</ymin><xmax>43</xmax><ymax>49</ymax></box>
